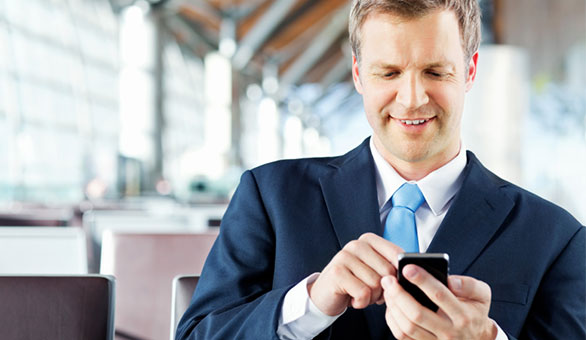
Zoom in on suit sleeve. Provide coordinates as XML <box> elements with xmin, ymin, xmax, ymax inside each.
<box><xmin>175</xmin><ymin>170</ymin><xmax>288</xmax><ymax>340</ymax></box>
<box><xmin>518</xmin><ymin>226</ymin><xmax>586</xmax><ymax>339</ymax></box>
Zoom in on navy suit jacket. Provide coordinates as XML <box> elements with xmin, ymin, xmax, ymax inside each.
<box><xmin>176</xmin><ymin>138</ymin><xmax>585</xmax><ymax>340</ymax></box>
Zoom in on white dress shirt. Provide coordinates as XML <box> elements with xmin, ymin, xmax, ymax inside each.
<box><xmin>277</xmin><ymin>138</ymin><xmax>507</xmax><ymax>340</ymax></box>
<box><xmin>372</xmin><ymin>138</ymin><xmax>466</xmax><ymax>252</ymax></box>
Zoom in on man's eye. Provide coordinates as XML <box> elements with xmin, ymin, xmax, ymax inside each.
<box><xmin>383</xmin><ymin>72</ymin><xmax>399</xmax><ymax>78</ymax></box>
<box><xmin>427</xmin><ymin>71</ymin><xmax>444</xmax><ymax>78</ymax></box>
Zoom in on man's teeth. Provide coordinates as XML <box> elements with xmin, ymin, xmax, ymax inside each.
<box><xmin>400</xmin><ymin>119</ymin><xmax>430</xmax><ymax>125</ymax></box>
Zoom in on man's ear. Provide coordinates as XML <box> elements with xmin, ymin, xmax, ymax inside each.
<box><xmin>465</xmin><ymin>51</ymin><xmax>479</xmax><ymax>92</ymax></box>
<box><xmin>352</xmin><ymin>54</ymin><xmax>363</xmax><ymax>94</ymax></box>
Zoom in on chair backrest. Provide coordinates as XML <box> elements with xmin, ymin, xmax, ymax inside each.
<box><xmin>0</xmin><ymin>227</ymin><xmax>87</xmax><ymax>274</ymax></box>
<box><xmin>83</xmin><ymin>204</ymin><xmax>227</xmax><ymax>244</ymax></box>
<box><xmin>100</xmin><ymin>231</ymin><xmax>217</xmax><ymax>340</ymax></box>
<box><xmin>82</xmin><ymin>205</ymin><xmax>226</xmax><ymax>271</ymax></box>
<box><xmin>0</xmin><ymin>208</ymin><xmax>72</xmax><ymax>227</ymax></box>
<box><xmin>170</xmin><ymin>275</ymin><xmax>199</xmax><ymax>340</ymax></box>
<box><xmin>83</xmin><ymin>210</ymin><xmax>192</xmax><ymax>244</ymax></box>
<box><xmin>0</xmin><ymin>275</ymin><xmax>115</xmax><ymax>340</ymax></box>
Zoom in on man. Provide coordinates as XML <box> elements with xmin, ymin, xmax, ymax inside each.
<box><xmin>176</xmin><ymin>0</ymin><xmax>586</xmax><ymax>339</ymax></box>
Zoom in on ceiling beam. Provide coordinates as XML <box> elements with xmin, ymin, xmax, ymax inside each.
<box><xmin>225</xmin><ymin>0</ymin><xmax>268</xmax><ymax>21</ymax></box>
<box><xmin>231</xmin><ymin>0</ymin><xmax>299</xmax><ymax>70</ymax></box>
<box><xmin>164</xmin><ymin>14</ymin><xmax>215</xmax><ymax>57</ymax></box>
<box><xmin>278</xmin><ymin>3</ymin><xmax>350</xmax><ymax>95</ymax></box>
<box><xmin>177</xmin><ymin>0</ymin><xmax>220</xmax><ymax>17</ymax></box>
<box><xmin>177</xmin><ymin>1</ymin><xmax>221</xmax><ymax>32</ymax></box>
<box><xmin>237</xmin><ymin>0</ymin><xmax>279</xmax><ymax>39</ymax></box>
<box><xmin>264</xmin><ymin>0</ymin><xmax>347</xmax><ymax>51</ymax></box>
<box><xmin>320</xmin><ymin>43</ymin><xmax>352</xmax><ymax>89</ymax></box>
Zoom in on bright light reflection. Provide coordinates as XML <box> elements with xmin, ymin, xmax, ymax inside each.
<box><xmin>203</xmin><ymin>52</ymin><xmax>232</xmax><ymax>162</ymax></box>
<box><xmin>262</xmin><ymin>77</ymin><xmax>279</xmax><ymax>95</ymax></box>
<box><xmin>119</xmin><ymin>68</ymin><xmax>154</xmax><ymax>158</ymax></box>
<box><xmin>219</xmin><ymin>38</ymin><xmax>237</xmax><ymax>58</ymax></box>
<box><xmin>16</xmin><ymin>132</ymin><xmax>34</xmax><ymax>164</ymax></box>
<box><xmin>120</xmin><ymin>5</ymin><xmax>153</xmax><ymax>68</ymax></box>
<box><xmin>284</xmin><ymin>115</ymin><xmax>302</xmax><ymax>158</ymax></box>
<box><xmin>246</xmin><ymin>83</ymin><xmax>263</xmax><ymax>101</ymax></box>
<box><xmin>118</xmin><ymin>5</ymin><xmax>155</xmax><ymax>160</ymax></box>
<box><xmin>180</xmin><ymin>148</ymin><xmax>225</xmax><ymax>181</ymax></box>
<box><xmin>258</xmin><ymin>97</ymin><xmax>280</xmax><ymax>163</ymax></box>
<box><xmin>303</xmin><ymin>128</ymin><xmax>331</xmax><ymax>156</ymax></box>
<box><xmin>205</xmin><ymin>52</ymin><xmax>231</xmax><ymax>105</ymax></box>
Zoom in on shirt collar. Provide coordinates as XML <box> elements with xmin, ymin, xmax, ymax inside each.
<box><xmin>370</xmin><ymin>137</ymin><xmax>467</xmax><ymax>216</ymax></box>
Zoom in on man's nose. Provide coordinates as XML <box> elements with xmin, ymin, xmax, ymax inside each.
<box><xmin>395</xmin><ymin>74</ymin><xmax>429</xmax><ymax>110</ymax></box>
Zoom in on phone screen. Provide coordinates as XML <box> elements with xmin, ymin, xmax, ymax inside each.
<box><xmin>397</xmin><ymin>253</ymin><xmax>449</xmax><ymax>312</ymax></box>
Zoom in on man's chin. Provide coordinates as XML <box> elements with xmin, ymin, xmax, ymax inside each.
<box><xmin>394</xmin><ymin>152</ymin><xmax>430</xmax><ymax>164</ymax></box>
<box><xmin>374</xmin><ymin>136</ymin><xmax>434</xmax><ymax>163</ymax></box>
<box><xmin>385</xmin><ymin>140</ymin><xmax>430</xmax><ymax>162</ymax></box>
<box><xmin>386</xmin><ymin>146</ymin><xmax>432</xmax><ymax>165</ymax></box>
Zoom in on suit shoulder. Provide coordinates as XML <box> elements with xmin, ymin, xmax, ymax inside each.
<box><xmin>247</xmin><ymin>156</ymin><xmax>336</xmax><ymax>186</ymax></box>
<box><xmin>467</xmin><ymin>151</ymin><xmax>582</xmax><ymax>230</ymax></box>
<box><xmin>500</xmin><ymin>180</ymin><xmax>583</xmax><ymax>230</ymax></box>
<box><xmin>254</xmin><ymin>156</ymin><xmax>335</xmax><ymax>172</ymax></box>
<box><xmin>249</xmin><ymin>138</ymin><xmax>371</xmax><ymax>179</ymax></box>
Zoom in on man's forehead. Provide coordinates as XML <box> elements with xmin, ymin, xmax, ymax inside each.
<box><xmin>359</xmin><ymin>9</ymin><xmax>465</xmax><ymax>68</ymax></box>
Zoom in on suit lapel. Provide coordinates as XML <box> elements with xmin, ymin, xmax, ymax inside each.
<box><xmin>319</xmin><ymin>138</ymin><xmax>382</xmax><ymax>248</ymax></box>
<box><xmin>320</xmin><ymin>145</ymin><xmax>514</xmax><ymax>274</ymax></box>
<box><xmin>427</xmin><ymin>152</ymin><xmax>515</xmax><ymax>275</ymax></box>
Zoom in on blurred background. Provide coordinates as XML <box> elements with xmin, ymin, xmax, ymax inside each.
<box><xmin>0</xmin><ymin>0</ymin><xmax>584</xmax><ymax>235</ymax></box>
<box><xmin>0</xmin><ymin>1</ymin><xmax>584</xmax><ymax>339</ymax></box>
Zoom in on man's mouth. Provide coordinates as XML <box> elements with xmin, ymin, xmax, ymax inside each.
<box><xmin>398</xmin><ymin>118</ymin><xmax>432</xmax><ymax>126</ymax></box>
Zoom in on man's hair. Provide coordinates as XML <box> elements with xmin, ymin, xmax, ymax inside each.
<box><xmin>349</xmin><ymin>0</ymin><xmax>481</xmax><ymax>64</ymax></box>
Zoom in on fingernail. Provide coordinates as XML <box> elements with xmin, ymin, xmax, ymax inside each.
<box><xmin>404</xmin><ymin>265</ymin><xmax>419</xmax><ymax>279</ymax></box>
<box><xmin>450</xmin><ymin>277</ymin><xmax>462</xmax><ymax>291</ymax></box>
<box><xmin>381</xmin><ymin>276</ymin><xmax>393</xmax><ymax>289</ymax></box>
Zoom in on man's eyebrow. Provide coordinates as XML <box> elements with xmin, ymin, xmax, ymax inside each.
<box><xmin>368</xmin><ymin>63</ymin><xmax>401</xmax><ymax>71</ymax></box>
<box><xmin>425</xmin><ymin>62</ymin><xmax>456</xmax><ymax>71</ymax></box>
<box><xmin>368</xmin><ymin>62</ymin><xmax>457</xmax><ymax>71</ymax></box>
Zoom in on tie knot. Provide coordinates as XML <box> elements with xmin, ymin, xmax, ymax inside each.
<box><xmin>391</xmin><ymin>183</ymin><xmax>424</xmax><ymax>212</ymax></box>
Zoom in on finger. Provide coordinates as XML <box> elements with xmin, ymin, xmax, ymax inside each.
<box><xmin>344</xmin><ymin>238</ymin><xmax>397</xmax><ymax>279</ymax></box>
<box><xmin>323</xmin><ymin>262</ymin><xmax>374</xmax><ymax>310</ymax></box>
<box><xmin>402</xmin><ymin>265</ymin><xmax>472</xmax><ymax>321</ymax></box>
<box><xmin>345</xmin><ymin>257</ymin><xmax>384</xmax><ymax>305</ymax></box>
<box><xmin>382</xmin><ymin>275</ymin><xmax>445</xmax><ymax>335</ymax></box>
<box><xmin>445</xmin><ymin>275</ymin><xmax>494</xmax><ymax>334</ymax></box>
<box><xmin>336</xmin><ymin>245</ymin><xmax>393</xmax><ymax>304</ymax></box>
<box><xmin>358</xmin><ymin>232</ymin><xmax>404</xmax><ymax>268</ymax></box>
<box><xmin>386</xmin><ymin>309</ymin><xmax>417</xmax><ymax>340</ymax></box>
<box><xmin>448</xmin><ymin>275</ymin><xmax>492</xmax><ymax>303</ymax></box>
<box><xmin>387</xmin><ymin>296</ymin><xmax>436</xmax><ymax>340</ymax></box>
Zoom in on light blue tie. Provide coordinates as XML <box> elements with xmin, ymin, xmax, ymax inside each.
<box><xmin>383</xmin><ymin>183</ymin><xmax>425</xmax><ymax>252</ymax></box>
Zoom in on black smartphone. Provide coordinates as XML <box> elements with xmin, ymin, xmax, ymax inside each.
<box><xmin>397</xmin><ymin>253</ymin><xmax>449</xmax><ymax>312</ymax></box>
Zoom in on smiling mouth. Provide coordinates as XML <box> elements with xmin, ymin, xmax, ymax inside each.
<box><xmin>398</xmin><ymin>118</ymin><xmax>432</xmax><ymax>125</ymax></box>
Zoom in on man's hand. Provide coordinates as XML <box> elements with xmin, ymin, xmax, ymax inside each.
<box><xmin>308</xmin><ymin>233</ymin><xmax>403</xmax><ymax>316</ymax></box>
<box><xmin>382</xmin><ymin>265</ymin><xmax>497</xmax><ymax>340</ymax></box>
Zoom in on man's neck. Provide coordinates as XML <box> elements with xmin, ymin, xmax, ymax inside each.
<box><xmin>372</xmin><ymin>137</ymin><xmax>461</xmax><ymax>182</ymax></box>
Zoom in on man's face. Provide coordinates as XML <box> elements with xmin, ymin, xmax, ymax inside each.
<box><xmin>352</xmin><ymin>9</ymin><xmax>478</xmax><ymax>173</ymax></box>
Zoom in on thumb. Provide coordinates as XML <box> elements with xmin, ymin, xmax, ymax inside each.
<box><xmin>448</xmin><ymin>275</ymin><xmax>491</xmax><ymax>303</ymax></box>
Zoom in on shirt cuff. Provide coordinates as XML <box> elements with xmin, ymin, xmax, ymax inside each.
<box><xmin>493</xmin><ymin>319</ymin><xmax>508</xmax><ymax>340</ymax></box>
<box><xmin>277</xmin><ymin>273</ymin><xmax>344</xmax><ymax>340</ymax></box>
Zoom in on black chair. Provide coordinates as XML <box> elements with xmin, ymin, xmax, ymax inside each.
<box><xmin>0</xmin><ymin>275</ymin><xmax>115</xmax><ymax>340</ymax></box>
